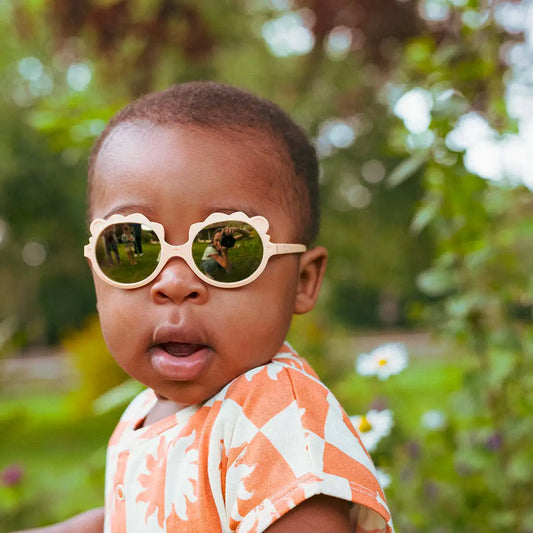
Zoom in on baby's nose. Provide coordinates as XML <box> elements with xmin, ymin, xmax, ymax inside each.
<box><xmin>149</xmin><ymin>258</ymin><xmax>208</xmax><ymax>305</ymax></box>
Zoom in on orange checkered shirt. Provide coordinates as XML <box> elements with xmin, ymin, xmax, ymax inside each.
<box><xmin>104</xmin><ymin>342</ymin><xmax>393</xmax><ymax>532</ymax></box>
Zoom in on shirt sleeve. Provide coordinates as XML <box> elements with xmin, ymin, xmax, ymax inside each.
<box><xmin>201</xmin><ymin>245</ymin><xmax>218</xmax><ymax>261</ymax></box>
<box><xmin>218</xmin><ymin>363</ymin><xmax>393</xmax><ymax>533</ymax></box>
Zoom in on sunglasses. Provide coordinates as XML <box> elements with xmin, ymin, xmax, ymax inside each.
<box><xmin>84</xmin><ymin>212</ymin><xmax>307</xmax><ymax>289</ymax></box>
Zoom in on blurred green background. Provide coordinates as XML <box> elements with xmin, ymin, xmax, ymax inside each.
<box><xmin>1</xmin><ymin>0</ymin><xmax>533</xmax><ymax>531</ymax></box>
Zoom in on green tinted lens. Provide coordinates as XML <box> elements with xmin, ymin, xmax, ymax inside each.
<box><xmin>95</xmin><ymin>223</ymin><xmax>160</xmax><ymax>284</ymax></box>
<box><xmin>192</xmin><ymin>221</ymin><xmax>263</xmax><ymax>283</ymax></box>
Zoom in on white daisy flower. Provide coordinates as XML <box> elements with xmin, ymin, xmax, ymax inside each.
<box><xmin>349</xmin><ymin>409</ymin><xmax>394</xmax><ymax>452</ymax></box>
<box><xmin>356</xmin><ymin>342</ymin><xmax>408</xmax><ymax>380</ymax></box>
<box><xmin>421</xmin><ymin>409</ymin><xmax>447</xmax><ymax>430</ymax></box>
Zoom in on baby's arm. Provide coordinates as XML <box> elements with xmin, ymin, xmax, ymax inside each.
<box><xmin>10</xmin><ymin>507</ymin><xmax>104</xmax><ymax>533</ymax></box>
<box><xmin>265</xmin><ymin>495</ymin><xmax>352</xmax><ymax>533</ymax></box>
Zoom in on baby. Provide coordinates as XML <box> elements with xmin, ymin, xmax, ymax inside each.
<box><xmin>19</xmin><ymin>82</ymin><xmax>392</xmax><ymax>532</ymax></box>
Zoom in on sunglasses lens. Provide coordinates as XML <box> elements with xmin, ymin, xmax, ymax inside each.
<box><xmin>192</xmin><ymin>221</ymin><xmax>263</xmax><ymax>283</ymax></box>
<box><xmin>94</xmin><ymin>223</ymin><xmax>160</xmax><ymax>285</ymax></box>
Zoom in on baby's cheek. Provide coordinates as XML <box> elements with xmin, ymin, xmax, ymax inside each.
<box><xmin>98</xmin><ymin>311</ymin><xmax>120</xmax><ymax>356</ymax></box>
<box><xmin>96</xmin><ymin>294</ymin><xmax>135</xmax><ymax>353</ymax></box>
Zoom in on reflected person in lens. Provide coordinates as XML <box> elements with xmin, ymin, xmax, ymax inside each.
<box><xmin>121</xmin><ymin>224</ymin><xmax>137</xmax><ymax>266</ymax></box>
<box><xmin>199</xmin><ymin>226</ymin><xmax>236</xmax><ymax>279</ymax></box>
<box><xmin>103</xmin><ymin>225</ymin><xmax>120</xmax><ymax>267</ymax></box>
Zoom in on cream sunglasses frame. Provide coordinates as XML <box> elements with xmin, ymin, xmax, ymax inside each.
<box><xmin>84</xmin><ymin>211</ymin><xmax>307</xmax><ymax>289</ymax></box>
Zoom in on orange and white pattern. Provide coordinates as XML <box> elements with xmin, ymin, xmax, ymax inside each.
<box><xmin>104</xmin><ymin>342</ymin><xmax>393</xmax><ymax>532</ymax></box>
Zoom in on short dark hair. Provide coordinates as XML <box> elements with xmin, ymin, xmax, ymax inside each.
<box><xmin>88</xmin><ymin>81</ymin><xmax>320</xmax><ymax>243</ymax></box>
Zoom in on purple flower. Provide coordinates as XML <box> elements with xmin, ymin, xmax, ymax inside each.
<box><xmin>1</xmin><ymin>464</ymin><xmax>24</xmax><ymax>487</ymax></box>
<box><xmin>369</xmin><ymin>396</ymin><xmax>389</xmax><ymax>411</ymax></box>
<box><xmin>486</xmin><ymin>432</ymin><xmax>503</xmax><ymax>451</ymax></box>
<box><xmin>406</xmin><ymin>441</ymin><xmax>421</xmax><ymax>459</ymax></box>
<box><xmin>424</xmin><ymin>480</ymin><xmax>440</xmax><ymax>499</ymax></box>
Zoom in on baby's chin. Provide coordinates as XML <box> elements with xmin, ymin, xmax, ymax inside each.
<box><xmin>148</xmin><ymin>349</ymin><xmax>276</xmax><ymax>406</ymax></box>
<box><xmin>151</xmin><ymin>380</ymin><xmax>229</xmax><ymax>407</ymax></box>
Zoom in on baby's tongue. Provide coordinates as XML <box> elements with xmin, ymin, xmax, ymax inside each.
<box><xmin>161</xmin><ymin>343</ymin><xmax>203</xmax><ymax>357</ymax></box>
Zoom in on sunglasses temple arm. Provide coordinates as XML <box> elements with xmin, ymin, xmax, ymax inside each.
<box><xmin>272</xmin><ymin>243</ymin><xmax>307</xmax><ymax>255</ymax></box>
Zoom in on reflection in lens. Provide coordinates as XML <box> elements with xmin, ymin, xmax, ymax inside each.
<box><xmin>193</xmin><ymin>221</ymin><xmax>263</xmax><ymax>283</ymax></box>
<box><xmin>95</xmin><ymin>223</ymin><xmax>160</xmax><ymax>284</ymax></box>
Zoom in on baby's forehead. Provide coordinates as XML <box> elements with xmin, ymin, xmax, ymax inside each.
<box><xmin>92</xmin><ymin>122</ymin><xmax>304</xmax><ymax>216</ymax></box>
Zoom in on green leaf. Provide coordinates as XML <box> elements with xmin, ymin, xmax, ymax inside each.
<box><xmin>506</xmin><ymin>451</ymin><xmax>533</xmax><ymax>483</ymax></box>
<box><xmin>26</xmin><ymin>110</ymin><xmax>61</xmax><ymax>132</ymax></box>
<box><xmin>487</xmin><ymin>350</ymin><xmax>517</xmax><ymax>388</ymax></box>
<box><xmin>416</xmin><ymin>268</ymin><xmax>455</xmax><ymax>296</ymax></box>
<box><xmin>92</xmin><ymin>380</ymin><xmax>145</xmax><ymax>415</ymax></box>
<box><xmin>410</xmin><ymin>197</ymin><xmax>440</xmax><ymax>234</ymax></box>
<box><xmin>386</xmin><ymin>154</ymin><xmax>428</xmax><ymax>189</ymax></box>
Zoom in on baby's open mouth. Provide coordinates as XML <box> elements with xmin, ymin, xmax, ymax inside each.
<box><xmin>150</xmin><ymin>341</ymin><xmax>212</xmax><ymax>381</ymax></box>
<box><xmin>159</xmin><ymin>342</ymin><xmax>206</xmax><ymax>357</ymax></box>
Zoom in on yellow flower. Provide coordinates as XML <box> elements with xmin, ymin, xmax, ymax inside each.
<box><xmin>349</xmin><ymin>410</ymin><xmax>394</xmax><ymax>451</ymax></box>
<box><xmin>356</xmin><ymin>343</ymin><xmax>408</xmax><ymax>380</ymax></box>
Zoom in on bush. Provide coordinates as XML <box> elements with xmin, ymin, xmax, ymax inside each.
<box><xmin>62</xmin><ymin>314</ymin><xmax>128</xmax><ymax>416</ymax></box>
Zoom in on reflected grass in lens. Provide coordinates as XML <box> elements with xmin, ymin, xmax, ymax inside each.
<box><xmin>96</xmin><ymin>240</ymin><xmax>160</xmax><ymax>284</ymax></box>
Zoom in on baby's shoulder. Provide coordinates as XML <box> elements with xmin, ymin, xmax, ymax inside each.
<box><xmin>229</xmin><ymin>350</ymin><xmax>323</xmax><ymax>395</ymax></box>
<box><xmin>213</xmin><ymin>349</ymin><xmax>342</xmax><ymax>431</ymax></box>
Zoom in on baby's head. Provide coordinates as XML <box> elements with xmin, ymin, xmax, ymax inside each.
<box><xmin>86</xmin><ymin>81</ymin><xmax>327</xmax><ymax>406</ymax></box>
<box><xmin>88</xmin><ymin>81</ymin><xmax>320</xmax><ymax>245</ymax></box>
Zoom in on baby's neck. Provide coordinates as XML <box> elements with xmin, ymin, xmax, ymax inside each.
<box><xmin>143</xmin><ymin>398</ymin><xmax>183</xmax><ymax>427</ymax></box>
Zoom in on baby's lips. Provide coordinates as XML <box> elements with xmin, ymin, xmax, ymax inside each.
<box><xmin>159</xmin><ymin>342</ymin><xmax>206</xmax><ymax>357</ymax></box>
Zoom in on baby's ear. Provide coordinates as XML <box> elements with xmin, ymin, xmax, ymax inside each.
<box><xmin>294</xmin><ymin>246</ymin><xmax>328</xmax><ymax>315</ymax></box>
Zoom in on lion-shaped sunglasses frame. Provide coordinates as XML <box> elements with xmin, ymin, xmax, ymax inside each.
<box><xmin>84</xmin><ymin>211</ymin><xmax>307</xmax><ymax>289</ymax></box>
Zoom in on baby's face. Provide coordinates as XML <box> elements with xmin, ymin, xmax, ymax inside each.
<box><xmin>90</xmin><ymin>123</ymin><xmax>306</xmax><ymax>406</ymax></box>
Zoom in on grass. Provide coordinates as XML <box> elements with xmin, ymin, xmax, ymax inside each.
<box><xmin>0</xmin><ymin>390</ymin><xmax>120</xmax><ymax>530</ymax></box>
<box><xmin>97</xmin><ymin>240</ymin><xmax>160</xmax><ymax>284</ymax></box>
<box><xmin>333</xmin><ymin>354</ymin><xmax>468</xmax><ymax>436</ymax></box>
